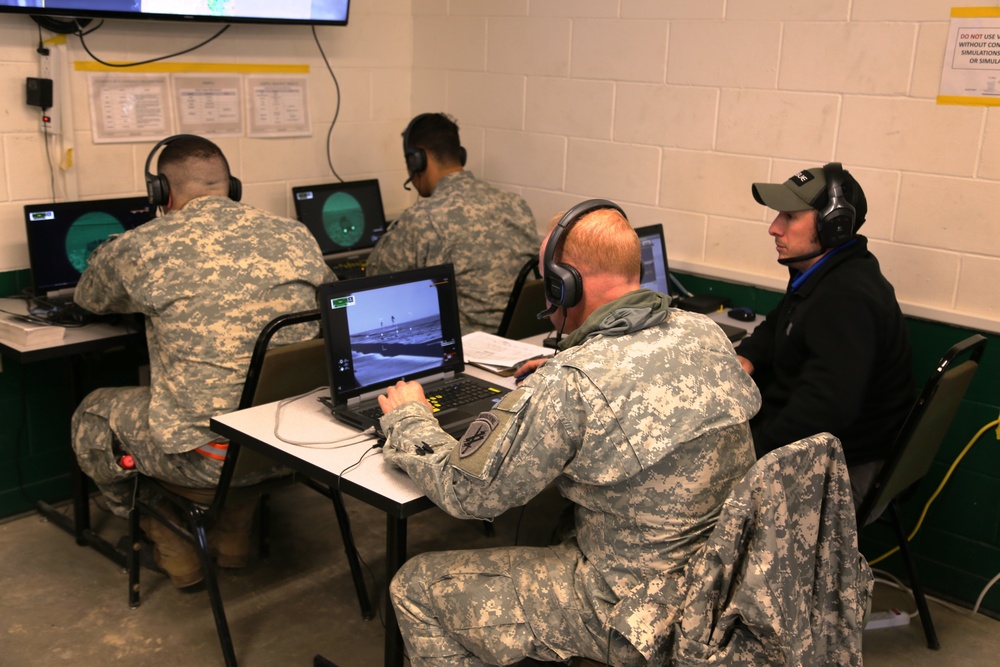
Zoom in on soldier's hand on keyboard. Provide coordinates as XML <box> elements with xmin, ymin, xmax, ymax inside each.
<box><xmin>378</xmin><ymin>380</ymin><xmax>434</xmax><ymax>415</ymax></box>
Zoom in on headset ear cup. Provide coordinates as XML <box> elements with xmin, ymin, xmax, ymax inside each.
<box><xmin>458</xmin><ymin>146</ymin><xmax>468</xmax><ymax>167</ymax></box>
<box><xmin>147</xmin><ymin>173</ymin><xmax>170</xmax><ymax>208</ymax></box>
<box><xmin>405</xmin><ymin>147</ymin><xmax>426</xmax><ymax>175</ymax></box>
<box><xmin>542</xmin><ymin>198</ymin><xmax>627</xmax><ymax>310</ymax></box>
<box><xmin>817</xmin><ymin>162</ymin><xmax>855</xmax><ymax>248</ymax></box>
<box><xmin>229</xmin><ymin>176</ymin><xmax>242</xmax><ymax>202</ymax></box>
<box><xmin>818</xmin><ymin>210</ymin><xmax>853</xmax><ymax>248</ymax></box>
<box><xmin>561</xmin><ymin>263</ymin><xmax>583</xmax><ymax>308</ymax></box>
<box><xmin>545</xmin><ymin>262</ymin><xmax>582</xmax><ymax>309</ymax></box>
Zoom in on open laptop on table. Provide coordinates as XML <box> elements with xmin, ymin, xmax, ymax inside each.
<box><xmin>635</xmin><ymin>223</ymin><xmax>746</xmax><ymax>343</ymax></box>
<box><xmin>293</xmin><ymin>179</ymin><xmax>388</xmax><ymax>280</ymax></box>
<box><xmin>23</xmin><ymin>196</ymin><xmax>155</xmax><ymax>319</ymax></box>
<box><xmin>318</xmin><ymin>264</ymin><xmax>509</xmax><ymax>437</ymax></box>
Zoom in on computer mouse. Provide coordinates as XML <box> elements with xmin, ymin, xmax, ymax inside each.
<box><xmin>728</xmin><ymin>307</ymin><xmax>756</xmax><ymax>322</ymax></box>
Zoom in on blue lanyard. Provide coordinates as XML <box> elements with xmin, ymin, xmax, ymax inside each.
<box><xmin>789</xmin><ymin>238</ymin><xmax>858</xmax><ymax>292</ymax></box>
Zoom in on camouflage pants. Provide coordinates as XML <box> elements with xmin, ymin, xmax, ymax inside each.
<box><xmin>390</xmin><ymin>541</ymin><xmax>646</xmax><ymax>667</ymax></box>
<box><xmin>71</xmin><ymin>386</ymin><xmax>223</xmax><ymax>518</ymax></box>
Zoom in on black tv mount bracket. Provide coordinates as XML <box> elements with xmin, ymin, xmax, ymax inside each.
<box><xmin>32</xmin><ymin>15</ymin><xmax>93</xmax><ymax>35</ymax></box>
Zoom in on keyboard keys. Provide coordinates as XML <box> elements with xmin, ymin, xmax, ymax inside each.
<box><xmin>359</xmin><ymin>379</ymin><xmax>501</xmax><ymax>421</ymax></box>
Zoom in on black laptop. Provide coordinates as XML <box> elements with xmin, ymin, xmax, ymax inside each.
<box><xmin>635</xmin><ymin>223</ymin><xmax>745</xmax><ymax>342</ymax></box>
<box><xmin>636</xmin><ymin>223</ymin><xmax>672</xmax><ymax>296</ymax></box>
<box><xmin>292</xmin><ymin>179</ymin><xmax>388</xmax><ymax>279</ymax></box>
<box><xmin>24</xmin><ymin>196</ymin><xmax>155</xmax><ymax>305</ymax></box>
<box><xmin>318</xmin><ymin>264</ymin><xmax>509</xmax><ymax>436</ymax></box>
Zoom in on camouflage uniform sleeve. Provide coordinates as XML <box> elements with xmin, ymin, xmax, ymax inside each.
<box><xmin>381</xmin><ymin>369</ymin><xmax>586</xmax><ymax>521</ymax></box>
<box><xmin>366</xmin><ymin>208</ymin><xmax>441</xmax><ymax>275</ymax></box>
<box><xmin>74</xmin><ymin>233</ymin><xmax>145</xmax><ymax>315</ymax></box>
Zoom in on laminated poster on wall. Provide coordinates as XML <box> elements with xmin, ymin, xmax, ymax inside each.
<box><xmin>938</xmin><ymin>6</ymin><xmax>1000</xmax><ymax>106</ymax></box>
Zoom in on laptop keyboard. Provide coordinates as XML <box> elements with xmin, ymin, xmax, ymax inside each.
<box><xmin>358</xmin><ymin>378</ymin><xmax>503</xmax><ymax>421</ymax></box>
<box><xmin>327</xmin><ymin>256</ymin><xmax>368</xmax><ymax>280</ymax></box>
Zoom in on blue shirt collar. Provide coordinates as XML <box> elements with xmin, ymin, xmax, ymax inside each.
<box><xmin>789</xmin><ymin>237</ymin><xmax>859</xmax><ymax>292</ymax></box>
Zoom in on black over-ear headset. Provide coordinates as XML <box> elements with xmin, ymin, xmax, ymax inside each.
<box><xmin>815</xmin><ymin>162</ymin><xmax>855</xmax><ymax>249</ymax></box>
<box><xmin>144</xmin><ymin>134</ymin><xmax>242</xmax><ymax>208</ymax></box>
<box><xmin>540</xmin><ymin>198</ymin><xmax>627</xmax><ymax>314</ymax></box>
<box><xmin>402</xmin><ymin>113</ymin><xmax>468</xmax><ymax>177</ymax></box>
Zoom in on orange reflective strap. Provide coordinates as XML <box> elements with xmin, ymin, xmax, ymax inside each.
<box><xmin>194</xmin><ymin>440</ymin><xmax>230</xmax><ymax>461</ymax></box>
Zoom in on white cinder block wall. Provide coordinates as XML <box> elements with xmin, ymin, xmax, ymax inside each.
<box><xmin>411</xmin><ymin>0</ymin><xmax>1000</xmax><ymax>334</ymax></box>
<box><xmin>1</xmin><ymin>0</ymin><xmax>999</xmax><ymax>335</ymax></box>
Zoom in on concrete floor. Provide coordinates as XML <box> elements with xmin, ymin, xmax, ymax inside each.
<box><xmin>2</xmin><ymin>482</ymin><xmax>998</xmax><ymax>667</ymax></box>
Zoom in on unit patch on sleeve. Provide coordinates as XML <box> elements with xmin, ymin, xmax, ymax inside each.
<box><xmin>450</xmin><ymin>387</ymin><xmax>529</xmax><ymax>480</ymax></box>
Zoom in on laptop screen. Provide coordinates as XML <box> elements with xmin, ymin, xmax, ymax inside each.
<box><xmin>24</xmin><ymin>196</ymin><xmax>155</xmax><ymax>295</ymax></box>
<box><xmin>292</xmin><ymin>179</ymin><xmax>387</xmax><ymax>256</ymax></box>
<box><xmin>318</xmin><ymin>264</ymin><xmax>466</xmax><ymax>402</ymax></box>
<box><xmin>635</xmin><ymin>223</ymin><xmax>671</xmax><ymax>296</ymax></box>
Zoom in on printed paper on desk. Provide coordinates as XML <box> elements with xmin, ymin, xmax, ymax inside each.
<box><xmin>462</xmin><ymin>331</ymin><xmax>552</xmax><ymax>373</ymax></box>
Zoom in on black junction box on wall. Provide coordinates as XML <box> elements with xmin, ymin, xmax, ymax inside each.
<box><xmin>26</xmin><ymin>77</ymin><xmax>53</xmax><ymax>109</ymax></box>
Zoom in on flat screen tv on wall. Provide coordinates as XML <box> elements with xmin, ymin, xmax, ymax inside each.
<box><xmin>0</xmin><ymin>1</ymin><xmax>350</xmax><ymax>26</ymax></box>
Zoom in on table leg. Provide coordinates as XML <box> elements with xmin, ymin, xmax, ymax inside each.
<box><xmin>384</xmin><ymin>514</ymin><xmax>408</xmax><ymax>667</ymax></box>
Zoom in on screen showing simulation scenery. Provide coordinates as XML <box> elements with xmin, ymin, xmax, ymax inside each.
<box><xmin>24</xmin><ymin>196</ymin><xmax>155</xmax><ymax>295</ymax></box>
<box><xmin>292</xmin><ymin>179</ymin><xmax>387</xmax><ymax>256</ymax></box>
<box><xmin>0</xmin><ymin>1</ymin><xmax>350</xmax><ymax>26</ymax></box>
<box><xmin>318</xmin><ymin>266</ymin><xmax>464</xmax><ymax>399</ymax></box>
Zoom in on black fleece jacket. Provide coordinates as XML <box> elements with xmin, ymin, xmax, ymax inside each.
<box><xmin>735</xmin><ymin>236</ymin><xmax>915</xmax><ymax>467</ymax></box>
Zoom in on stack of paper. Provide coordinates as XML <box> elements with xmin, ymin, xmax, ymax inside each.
<box><xmin>0</xmin><ymin>313</ymin><xmax>66</xmax><ymax>346</ymax></box>
<box><xmin>462</xmin><ymin>331</ymin><xmax>551</xmax><ymax>376</ymax></box>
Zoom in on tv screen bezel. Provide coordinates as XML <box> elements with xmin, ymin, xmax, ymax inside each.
<box><xmin>0</xmin><ymin>2</ymin><xmax>350</xmax><ymax>27</ymax></box>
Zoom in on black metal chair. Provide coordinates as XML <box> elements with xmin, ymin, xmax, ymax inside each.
<box><xmin>857</xmin><ymin>333</ymin><xmax>988</xmax><ymax>650</ymax></box>
<box><xmin>496</xmin><ymin>257</ymin><xmax>554</xmax><ymax>339</ymax></box>
<box><xmin>126</xmin><ymin>310</ymin><xmax>372</xmax><ymax>667</ymax></box>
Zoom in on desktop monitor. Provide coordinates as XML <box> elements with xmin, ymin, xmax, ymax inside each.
<box><xmin>292</xmin><ymin>179</ymin><xmax>388</xmax><ymax>257</ymax></box>
<box><xmin>24</xmin><ymin>196</ymin><xmax>155</xmax><ymax>297</ymax></box>
<box><xmin>635</xmin><ymin>223</ymin><xmax>671</xmax><ymax>296</ymax></box>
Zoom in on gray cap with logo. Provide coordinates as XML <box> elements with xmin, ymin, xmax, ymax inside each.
<box><xmin>752</xmin><ymin>165</ymin><xmax>867</xmax><ymax>230</ymax></box>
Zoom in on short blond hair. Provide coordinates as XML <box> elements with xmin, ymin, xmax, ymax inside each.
<box><xmin>548</xmin><ymin>207</ymin><xmax>640</xmax><ymax>280</ymax></box>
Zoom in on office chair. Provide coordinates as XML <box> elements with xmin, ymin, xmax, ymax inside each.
<box><xmin>601</xmin><ymin>432</ymin><xmax>870</xmax><ymax>667</ymax></box>
<box><xmin>856</xmin><ymin>333</ymin><xmax>987</xmax><ymax>650</ymax></box>
<box><xmin>496</xmin><ymin>257</ymin><xmax>554</xmax><ymax>339</ymax></box>
<box><xmin>126</xmin><ymin>310</ymin><xmax>372</xmax><ymax>667</ymax></box>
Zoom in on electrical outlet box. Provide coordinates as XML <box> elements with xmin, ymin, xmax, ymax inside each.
<box><xmin>39</xmin><ymin>50</ymin><xmax>52</xmax><ymax>79</ymax></box>
<box><xmin>26</xmin><ymin>77</ymin><xmax>53</xmax><ymax>109</ymax></box>
<box><xmin>36</xmin><ymin>47</ymin><xmax>59</xmax><ymax>134</ymax></box>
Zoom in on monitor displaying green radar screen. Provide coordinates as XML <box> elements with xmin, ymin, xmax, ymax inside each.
<box><xmin>292</xmin><ymin>179</ymin><xmax>388</xmax><ymax>257</ymax></box>
<box><xmin>24</xmin><ymin>196</ymin><xmax>155</xmax><ymax>297</ymax></box>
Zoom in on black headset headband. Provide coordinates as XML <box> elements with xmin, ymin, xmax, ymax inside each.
<box><xmin>402</xmin><ymin>113</ymin><xmax>467</xmax><ymax>177</ymax></box>
<box><xmin>541</xmin><ymin>198</ymin><xmax>627</xmax><ymax>312</ymax></box>
<box><xmin>144</xmin><ymin>134</ymin><xmax>242</xmax><ymax>208</ymax></box>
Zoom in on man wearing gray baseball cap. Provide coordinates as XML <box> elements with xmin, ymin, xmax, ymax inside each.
<box><xmin>735</xmin><ymin>163</ymin><xmax>914</xmax><ymax>516</ymax></box>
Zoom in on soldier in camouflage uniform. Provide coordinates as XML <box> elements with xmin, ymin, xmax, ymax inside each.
<box><xmin>71</xmin><ymin>135</ymin><xmax>335</xmax><ymax>587</ymax></box>
<box><xmin>376</xmin><ymin>206</ymin><xmax>762</xmax><ymax>666</ymax></box>
<box><xmin>366</xmin><ymin>113</ymin><xmax>538</xmax><ymax>333</ymax></box>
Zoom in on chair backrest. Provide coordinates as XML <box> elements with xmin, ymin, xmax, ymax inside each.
<box><xmin>856</xmin><ymin>334</ymin><xmax>987</xmax><ymax>527</ymax></box>
<box><xmin>216</xmin><ymin>310</ymin><xmax>327</xmax><ymax>503</ymax></box>
<box><xmin>496</xmin><ymin>257</ymin><xmax>554</xmax><ymax>339</ymax></box>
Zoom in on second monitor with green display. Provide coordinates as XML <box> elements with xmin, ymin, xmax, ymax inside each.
<box><xmin>292</xmin><ymin>179</ymin><xmax>388</xmax><ymax>258</ymax></box>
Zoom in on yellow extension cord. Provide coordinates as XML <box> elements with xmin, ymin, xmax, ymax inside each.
<box><xmin>867</xmin><ymin>418</ymin><xmax>1000</xmax><ymax>566</ymax></box>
